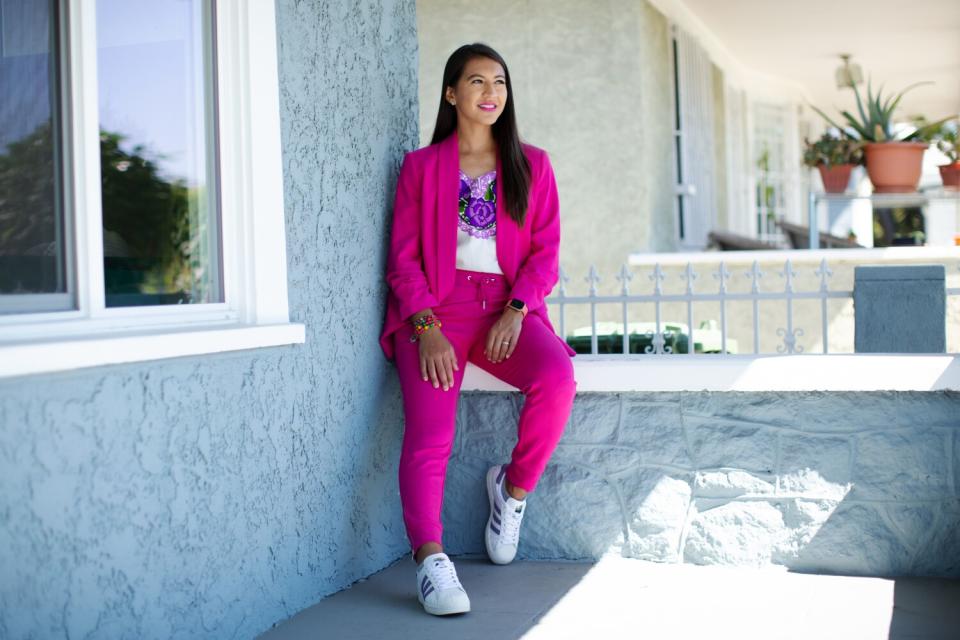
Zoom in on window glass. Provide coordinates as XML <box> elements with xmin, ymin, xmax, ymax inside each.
<box><xmin>0</xmin><ymin>0</ymin><xmax>70</xmax><ymax>313</ymax></box>
<box><xmin>96</xmin><ymin>0</ymin><xmax>221</xmax><ymax>307</ymax></box>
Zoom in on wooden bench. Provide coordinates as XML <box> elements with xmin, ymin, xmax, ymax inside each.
<box><xmin>706</xmin><ymin>230</ymin><xmax>779</xmax><ymax>251</ymax></box>
<box><xmin>777</xmin><ymin>219</ymin><xmax>862</xmax><ymax>249</ymax></box>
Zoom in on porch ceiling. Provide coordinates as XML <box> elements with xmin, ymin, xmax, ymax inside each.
<box><xmin>681</xmin><ymin>0</ymin><xmax>960</xmax><ymax>122</ymax></box>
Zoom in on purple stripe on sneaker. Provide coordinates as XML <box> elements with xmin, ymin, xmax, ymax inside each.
<box><xmin>497</xmin><ymin>467</ymin><xmax>506</xmax><ymax>483</ymax></box>
<box><xmin>421</xmin><ymin>575</ymin><xmax>429</xmax><ymax>592</ymax></box>
<box><xmin>494</xmin><ymin>503</ymin><xmax>501</xmax><ymax>515</ymax></box>
<box><xmin>422</xmin><ymin>578</ymin><xmax>433</xmax><ymax>598</ymax></box>
<box><xmin>490</xmin><ymin>523</ymin><xmax>500</xmax><ymax>534</ymax></box>
<box><xmin>493</xmin><ymin>514</ymin><xmax>501</xmax><ymax>526</ymax></box>
<box><xmin>423</xmin><ymin>585</ymin><xmax>434</xmax><ymax>598</ymax></box>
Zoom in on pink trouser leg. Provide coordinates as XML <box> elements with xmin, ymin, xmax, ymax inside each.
<box><xmin>393</xmin><ymin>324</ymin><xmax>468</xmax><ymax>554</ymax></box>
<box><xmin>467</xmin><ymin>313</ymin><xmax>577</xmax><ymax>492</ymax></box>
<box><xmin>393</xmin><ymin>270</ymin><xmax>576</xmax><ymax>553</ymax></box>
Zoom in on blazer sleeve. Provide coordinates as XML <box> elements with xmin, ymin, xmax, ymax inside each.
<box><xmin>509</xmin><ymin>151</ymin><xmax>561</xmax><ymax>311</ymax></box>
<box><xmin>386</xmin><ymin>153</ymin><xmax>439</xmax><ymax>320</ymax></box>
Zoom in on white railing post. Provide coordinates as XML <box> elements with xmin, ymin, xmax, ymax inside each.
<box><xmin>682</xmin><ymin>262</ymin><xmax>697</xmax><ymax>355</ymax></box>
<box><xmin>746</xmin><ymin>260</ymin><xmax>764</xmax><ymax>354</ymax></box>
<box><xmin>713</xmin><ymin>261</ymin><xmax>731</xmax><ymax>354</ymax></box>
<box><xmin>616</xmin><ymin>264</ymin><xmax>633</xmax><ymax>355</ymax></box>
<box><xmin>815</xmin><ymin>258</ymin><xmax>833</xmax><ymax>354</ymax></box>
<box><xmin>645</xmin><ymin>264</ymin><xmax>669</xmax><ymax>354</ymax></box>
<box><xmin>777</xmin><ymin>259</ymin><xmax>804</xmax><ymax>354</ymax></box>
<box><xmin>586</xmin><ymin>265</ymin><xmax>600</xmax><ymax>355</ymax></box>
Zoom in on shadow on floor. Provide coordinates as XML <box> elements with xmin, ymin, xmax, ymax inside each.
<box><xmin>258</xmin><ymin>555</ymin><xmax>594</xmax><ymax>640</ymax></box>
<box><xmin>889</xmin><ymin>576</ymin><xmax>960</xmax><ymax>640</ymax></box>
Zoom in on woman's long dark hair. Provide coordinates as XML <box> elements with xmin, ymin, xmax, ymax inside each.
<box><xmin>430</xmin><ymin>43</ymin><xmax>531</xmax><ymax>226</ymax></box>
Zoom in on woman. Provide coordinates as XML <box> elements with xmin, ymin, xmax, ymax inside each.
<box><xmin>380</xmin><ymin>43</ymin><xmax>576</xmax><ymax>616</ymax></box>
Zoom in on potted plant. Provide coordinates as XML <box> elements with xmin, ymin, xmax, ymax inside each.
<box><xmin>932</xmin><ymin>120</ymin><xmax>959</xmax><ymax>189</ymax></box>
<box><xmin>812</xmin><ymin>80</ymin><xmax>955</xmax><ymax>193</ymax></box>
<box><xmin>802</xmin><ymin>131</ymin><xmax>863</xmax><ymax>193</ymax></box>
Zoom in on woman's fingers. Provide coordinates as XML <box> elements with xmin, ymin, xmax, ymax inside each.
<box><xmin>485</xmin><ymin>327</ymin><xmax>501</xmax><ymax>361</ymax></box>
<box><xmin>486</xmin><ymin>321</ymin><xmax>521</xmax><ymax>363</ymax></box>
<box><xmin>419</xmin><ymin>334</ymin><xmax>459</xmax><ymax>391</ymax></box>
<box><xmin>442</xmin><ymin>353</ymin><xmax>456</xmax><ymax>390</ymax></box>
<box><xmin>504</xmin><ymin>333</ymin><xmax>518</xmax><ymax>359</ymax></box>
<box><xmin>488</xmin><ymin>329</ymin><xmax>506</xmax><ymax>362</ymax></box>
<box><xmin>438</xmin><ymin>354</ymin><xmax>451</xmax><ymax>390</ymax></box>
<box><xmin>426</xmin><ymin>358</ymin><xmax>440</xmax><ymax>389</ymax></box>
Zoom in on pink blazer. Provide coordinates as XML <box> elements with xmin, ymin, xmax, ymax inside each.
<box><xmin>380</xmin><ymin>131</ymin><xmax>576</xmax><ymax>361</ymax></box>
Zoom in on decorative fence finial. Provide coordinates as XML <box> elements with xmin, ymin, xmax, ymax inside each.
<box><xmin>586</xmin><ymin>264</ymin><xmax>601</xmax><ymax>296</ymax></box>
<box><xmin>713</xmin><ymin>261</ymin><xmax>731</xmax><ymax>293</ymax></box>
<box><xmin>682</xmin><ymin>262</ymin><xmax>698</xmax><ymax>294</ymax></box>
<box><xmin>616</xmin><ymin>264</ymin><xmax>633</xmax><ymax>295</ymax></box>
<box><xmin>746</xmin><ymin>260</ymin><xmax>765</xmax><ymax>294</ymax></box>
<box><xmin>648</xmin><ymin>263</ymin><xmax>665</xmax><ymax>295</ymax></box>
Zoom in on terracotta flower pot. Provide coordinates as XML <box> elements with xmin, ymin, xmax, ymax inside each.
<box><xmin>939</xmin><ymin>162</ymin><xmax>960</xmax><ymax>189</ymax></box>
<box><xmin>817</xmin><ymin>163</ymin><xmax>854</xmax><ymax>193</ymax></box>
<box><xmin>863</xmin><ymin>142</ymin><xmax>928</xmax><ymax>193</ymax></box>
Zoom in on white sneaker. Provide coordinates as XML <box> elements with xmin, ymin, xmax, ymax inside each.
<box><xmin>416</xmin><ymin>552</ymin><xmax>470</xmax><ymax>616</ymax></box>
<box><xmin>485</xmin><ymin>465</ymin><xmax>526</xmax><ymax>565</ymax></box>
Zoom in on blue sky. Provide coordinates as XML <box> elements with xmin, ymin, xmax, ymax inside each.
<box><xmin>97</xmin><ymin>0</ymin><xmax>211</xmax><ymax>184</ymax></box>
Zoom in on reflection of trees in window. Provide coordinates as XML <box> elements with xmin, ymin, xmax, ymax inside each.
<box><xmin>99</xmin><ymin>130</ymin><xmax>200</xmax><ymax>305</ymax></box>
<box><xmin>0</xmin><ymin>121</ymin><xmax>59</xmax><ymax>294</ymax></box>
<box><xmin>0</xmin><ymin>120</ymin><xmax>209</xmax><ymax>303</ymax></box>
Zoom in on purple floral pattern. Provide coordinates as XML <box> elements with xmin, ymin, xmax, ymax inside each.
<box><xmin>458</xmin><ymin>169</ymin><xmax>497</xmax><ymax>239</ymax></box>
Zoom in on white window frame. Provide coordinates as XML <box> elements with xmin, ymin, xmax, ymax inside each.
<box><xmin>0</xmin><ymin>0</ymin><xmax>304</xmax><ymax>379</ymax></box>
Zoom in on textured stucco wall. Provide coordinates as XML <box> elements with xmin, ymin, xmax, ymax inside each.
<box><xmin>0</xmin><ymin>1</ymin><xmax>418</xmax><ymax>638</ymax></box>
<box><xmin>443</xmin><ymin>391</ymin><xmax>960</xmax><ymax>578</ymax></box>
<box><xmin>416</xmin><ymin>0</ymin><xmax>676</xmax><ymax>295</ymax></box>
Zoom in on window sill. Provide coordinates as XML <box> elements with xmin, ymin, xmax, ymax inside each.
<box><xmin>462</xmin><ymin>354</ymin><xmax>960</xmax><ymax>392</ymax></box>
<box><xmin>0</xmin><ymin>323</ymin><xmax>305</xmax><ymax>379</ymax></box>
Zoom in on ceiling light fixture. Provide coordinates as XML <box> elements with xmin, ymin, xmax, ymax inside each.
<box><xmin>835</xmin><ymin>54</ymin><xmax>863</xmax><ymax>90</ymax></box>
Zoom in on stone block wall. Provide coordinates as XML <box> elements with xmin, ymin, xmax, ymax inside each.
<box><xmin>441</xmin><ymin>391</ymin><xmax>960</xmax><ymax>578</ymax></box>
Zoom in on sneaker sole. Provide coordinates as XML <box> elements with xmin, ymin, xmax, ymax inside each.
<box><xmin>418</xmin><ymin>595</ymin><xmax>471</xmax><ymax>616</ymax></box>
<box><xmin>485</xmin><ymin>465</ymin><xmax>514</xmax><ymax>565</ymax></box>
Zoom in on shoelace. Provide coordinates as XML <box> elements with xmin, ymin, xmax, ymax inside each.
<box><xmin>500</xmin><ymin>501</ymin><xmax>525</xmax><ymax>546</ymax></box>
<box><xmin>428</xmin><ymin>556</ymin><xmax>463</xmax><ymax>591</ymax></box>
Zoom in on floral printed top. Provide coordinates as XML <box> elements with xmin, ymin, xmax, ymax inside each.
<box><xmin>458</xmin><ymin>169</ymin><xmax>497</xmax><ymax>239</ymax></box>
<box><xmin>455</xmin><ymin>169</ymin><xmax>502</xmax><ymax>274</ymax></box>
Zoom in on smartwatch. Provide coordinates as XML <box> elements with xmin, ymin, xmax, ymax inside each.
<box><xmin>506</xmin><ymin>298</ymin><xmax>528</xmax><ymax>317</ymax></box>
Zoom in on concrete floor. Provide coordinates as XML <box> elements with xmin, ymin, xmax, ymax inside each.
<box><xmin>258</xmin><ymin>555</ymin><xmax>960</xmax><ymax>640</ymax></box>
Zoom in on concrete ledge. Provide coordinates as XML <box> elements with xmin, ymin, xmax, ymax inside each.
<box><xmin>462</xmin><ymin>355</ymin><xmax>960</xmax><ymax>392</ymax></box>
<box><xmin>443</xmin><ymin>390</ymin><xmax>960</xmax><ymax>578</ymax></box>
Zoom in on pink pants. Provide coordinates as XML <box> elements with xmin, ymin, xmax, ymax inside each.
<box><xmin>393</xmin><ymin>269</ymin><xmax>577</xmax><ymax>553</ymax></box>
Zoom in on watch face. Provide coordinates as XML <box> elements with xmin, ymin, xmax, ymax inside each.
<box><xmin>509</xmin><ymin>299</ymin><xmax>525</xmax><ymax>310</ymax></box>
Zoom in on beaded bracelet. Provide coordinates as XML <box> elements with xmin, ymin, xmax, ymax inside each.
<box><xmin>410</xmin><ymin>314</ymin><xmax>442</xmax><ymax>342</ymax></box>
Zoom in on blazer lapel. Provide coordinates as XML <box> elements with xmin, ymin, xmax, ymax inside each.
<box><xmin>435</xmin><ymin>132</ymin><xmax>458</xmax><ymax>299</ymax></box>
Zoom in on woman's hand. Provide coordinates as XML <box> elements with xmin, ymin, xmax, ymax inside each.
<box><xmin>418</xmin><ymin>329</ymin><xmax>459</xmax><ymax>391</ymax></box>
<box><xmin>485</xmin><ymin>310</ymin><xmax>523</xmax><ymax>363</ymax></box>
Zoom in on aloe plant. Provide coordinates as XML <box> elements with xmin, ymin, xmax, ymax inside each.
<box><xmin>812</xmin><ymin>79</ymin><xmax>955</xmax><ymax>143</ymax></box>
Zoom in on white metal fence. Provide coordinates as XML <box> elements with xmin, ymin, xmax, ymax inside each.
<box><xmin>547</xmin><ymin>260</ymin><xmax>960</xmax><ymax>356</ymax></box>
